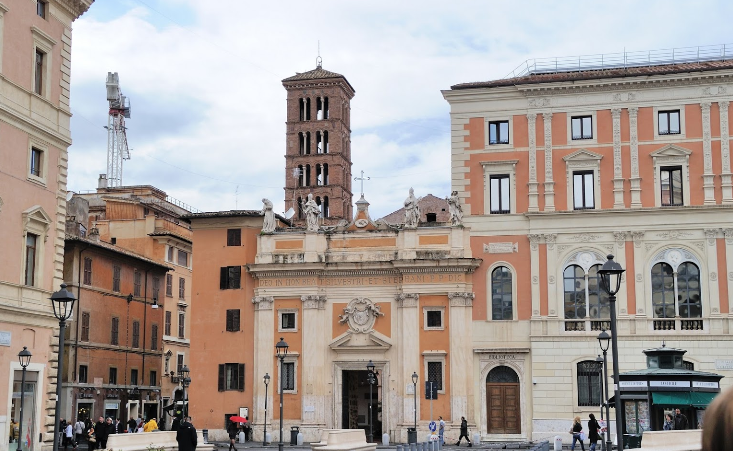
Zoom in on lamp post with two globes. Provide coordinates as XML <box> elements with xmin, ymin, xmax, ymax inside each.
<box><xmin>17</xmin><ymin>347</ymin><xmax>32</xmax><ymax>451</ymax></box>
<box><xmin>50</xmin><ymin>284</ymin><xmax>77</xmax><ymax>451</ymax></box>
<box><xmin>597</xmin><ymin>331</ymin><xmax>612</xmax><ymax>451</ymax></box>
<box><xmin>598</xmin><ymin>255</ymin><xmax>625</xmax><ymax>451</ymax></box>
<box><xmin>263</xmin><ymin>373</ymin><xmax>270</xmax><ymax>446</ymax></box>
<box><xmin>276</xmin><ymin>338</ymin><xmax>289</xmax><ymax>451</ymax></box>
<box><xmin>411</xmin><ymin>372</ymin><xmax>418</xmax><ymax>444</ymax></box>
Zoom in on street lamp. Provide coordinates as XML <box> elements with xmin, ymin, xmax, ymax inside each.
<box><xmin>276</xmin><ymin>338</ymin><xmax>289</xmax><ymax>451</ymax></box>
<box><xmin>597</xmin><ymin>331</ymin><xmax>612</xmax><ymax>451</ymax></box>
<box><xmin>598</xmin><ymin>255</ymin><xmax>625</xmax><ymax>451</ymax></box>
<box><xmin>50</xmin><ymin>283</ymin><xmax>77</xmax><ymax>451</ymax></box>
<box><xmin>263</xmin><ymin>373</ymin><xmax>270</xmax><ymax>446</ymax></box>
<box><xmin>411</xmin><ymin>371</ymin><xmax>418</xmax><ymax>444</ymax></box>
<box><xmin>18</xmin><ymin>347</ymin><xmax>32</xmax><ymax>451</ymax></box>
<box><xmin>366</xmin><ymin>360</ymin><xmax>377</xmax><ymax>442</ymax></box>
<box><xmin>595</xmin><ymin>354</ymin><xmax>606</xmax><ymax>451</ymax></box>
<box><xmin>180</xmin><ymin>365</ymin><xmax>190</xmax><ymax>419</ymax></box>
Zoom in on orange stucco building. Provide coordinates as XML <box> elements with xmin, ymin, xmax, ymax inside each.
<box><xmin>0</xmin><ymin>2</ymin><xmax>93</xmax><ymax>451</ymax></box>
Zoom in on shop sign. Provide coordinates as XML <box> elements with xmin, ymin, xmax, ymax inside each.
<box><xmin>0</xmin><ymin>331</ymin><xmax>11</xmax><ymax>346</ymax></box>
<box><xmin>692</xmin><ymin>381</ymin><xmax>718</xmax><ymax>388</ymax></box>
<box><xmin>619</xmin><ymin>381</ymin><xmax>647</xmax><ymax>388</ymax></box>
<box><xmin>715</xmin><ymin>359</ymin><xmax>733</xmax><ymax>370</ymax></box>
<box><xmin>78</xmin><ymin>393</ymin><xmax>94</xmax><ymax>399</ymax></box>
<box><xmin>649</xmin><ymin>380</ymin><xmax>690</xmax><ymax>388</ymax></box>
<box><xmin>104</xmin><ymin>403</ymin><xmax>118</xmax><ymax>410</ymax></box>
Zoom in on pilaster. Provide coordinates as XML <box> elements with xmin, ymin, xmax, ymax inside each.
<box><xmin>252</xmin><ymin>296</ymin><xmax>275</xmax><ymax>429</ymax></box>
<box><xmin>448</xmin><ymin>292</ymin><xmax>474</xmax><ymax>423</ymax></box>
<box><xmin>613</xmin><ymin>232</ymin><xmax>629</xmax><ymax>319</ymax></box>
<box><xmin>719</xmin><ymin>102</ymin><xmax>733</xmax><ymax>203</ymax></box>
<box><xmin>628</xmin><ymin>107</ymin><xmax>642</xmax><ymax>208</ymax></box>
<box><xmin>724</xmin><ymin>229</ymin><xmax>733</xmax><ymax>317</ymax></box>
<box><xmin>529</xmin><ymin>234</ymin><xmax>542</xmax><ymax>318</ymax></box>
<box><xmin>704</xmin><ymin>229</ymin><xmax>722</xmax><ymax>317</ymax></box>
<box><xmin>612</xmin><ymin>109</ymin><xmax>625</xmax><ymax>208</ymax></box>
<box><xmin>630</xmin><ymin>232</ymin><xmax>646</xmax><ymax>317</ymax></box>
<box><xmin>542</xmin><ymin>113</ymin><xmax>554</xmax><ymax>211</ymax></box>
<box><xmin>527</xmin><ymin>113</ymin><xmax>539</xmax><ymax>212</ymax></box>
<box><xmin>300</xmin><ymin>295</ymin><xmax>328</xmax><ymax>427</ymax></box>
<box><xmin>701</xmin><ymin>102</ymin><xmax>716</xmax><ymax>204</ymax></box>
<box><xmin>396</xmin><ymin>293</ymin><xmax>420</xmax><ymax>423</ymax></box>
<box><xmin>543</xmin><ymin>234</ymin><xmax>558</xmax><ymax>319</ymax></box>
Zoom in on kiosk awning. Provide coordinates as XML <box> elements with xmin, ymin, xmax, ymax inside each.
<box><xmin>651</xmin><ymin>392</ymin><xmax>690</xmax><ymax>406</ymax></box>
<box><xmin>690</xmin><ymin>392</ymin><xmax>717</xmax><ymax>407</ymax></box>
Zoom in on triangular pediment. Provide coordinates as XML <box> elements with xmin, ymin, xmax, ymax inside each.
<box><xmin>23</xmin><ymin>205</ymin><xmax>52</xmax><ymax>225</ymax></box>
<box><xmin>650</xmin><ymin>144</ymin><xmax>692</xmax><ymax>157</ymax></box>
<box><xmin>329</xmin><ymin>330</ymin><xmax>392</xmax><ymax>353</ymax></box>
<box><xmin>563</xmin><ymin>149</ymin><xmax>603</xmax><ymax>162</ymax></box>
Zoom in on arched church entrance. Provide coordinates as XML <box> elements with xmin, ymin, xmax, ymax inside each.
<box><xmin>486</xmin><ymin>366</ymin><xmax>520</xmax><ymax>434</ymax></box>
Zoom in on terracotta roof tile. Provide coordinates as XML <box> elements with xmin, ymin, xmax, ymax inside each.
<box><xmin>451</xmin><ymin>59</ymin><xmax>733</xmax><ymax>90</ymax></box>
<box><xmin>282</xmin><ymin>66</ymin><xmax>355</xmax><ymax>92</ymax></box>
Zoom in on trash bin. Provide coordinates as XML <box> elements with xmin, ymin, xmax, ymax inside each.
<box><xmin>407</xmin><ymin>428</ymin><xmax>417</xmax><ymax>444</ymax></box>
<box><xmin>290</xmin><ymin>426</ymin><xmax>300</xmax><ymax>445</ymax></box>
<box><xmin>622</xmin><ymin>434</ymin><xmax>642</xmax><ymax>449</ymax></box>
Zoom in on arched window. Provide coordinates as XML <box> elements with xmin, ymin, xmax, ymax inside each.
<box><xmin>487</xmin><ymin>365</ymin><xmax>519</xmax><ymax>383</ymax></box>
<box><xmin>491</xmin><ymin>266</ymin><xmax>513</xmax><ymax>320</ymax></box>
<box><xmin>323</xmin><ymin>196</ymin><xmax>329</xmax><ymax>217</ymax></box>
<box><xmin>577</xmin><ymin>360</ymin><xmax>602</xmax><ymax>406</ymax></box>
<box><xmin>562</xmin><ymin>251</ymin><xmax>610</xmax><ymax>331</ymax></box>
<box><xmin>651</xmin><ymin>249</ymin><xmax>702</xmax><ymax>322</ymax></box>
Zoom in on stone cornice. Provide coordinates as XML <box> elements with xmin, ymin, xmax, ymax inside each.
<box><xmin>55</xmin><ymin>0</ymin><xmax>94</xmax><ymax>20</ymax></box>
<box><xmin>247</xmin><ymin>258</ymin><xmax>482</xmax><ymax>278</ymax></box>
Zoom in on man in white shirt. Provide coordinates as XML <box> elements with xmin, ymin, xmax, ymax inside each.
<box><xmin>64</xmin><ymin>422</ymin><xmax>75</xmax><ymax>450</ymax></box>
<box><xmin>438</xmin><ymin>416</ymin><xmax>446</xmax><ymax>446</ymax></box>
<box><xmin>74</xmin><ymin>419</ymin><xmax>85</xmax><ymax>447</ymax></box>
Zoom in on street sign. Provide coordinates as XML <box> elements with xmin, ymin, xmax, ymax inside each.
<box><xmin>425</xmin><ymin>381</ymin><xmax>438</xmax><ymax>400</ymax></box>
<box><xmin>429</xmin><ymin>421</ymin><xmax>437</xmax><ymax>432</ymax></box>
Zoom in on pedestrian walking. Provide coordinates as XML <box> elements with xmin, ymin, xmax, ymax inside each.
<box><xmin>569</xmin><ymin>416</ymin><xmax>585</xmax><ymax>451</ymax></box>
<box><xmin>674</xmin><ymin>408</ymin><xmax>688</xmax><ymax>430</ymax></box>
<box><xmin>63</xmin><ymin>421</ymin><xmax>74</xmax><ymax>450</ymax></box>
<box><xmin>663</xmin><ymin>414</ymin><xmax>674</xmax><ymax>430</ymax></box>
<box><xmin>587</xmin><ymin>414</ymin><xmax>600</xmax><ymax>451</ymax></box>
<box><xmin>438</xmin><ymin>416</ymin><xmax>445</xmax><ymax>446</ymax></box>
<box><xmin>176</xmin><ymin>417</ymin><xmax>197</xmax><ymax>451</ymax></box>
<box><xmin>126</xmin><ymin>417</ymin><xmax>137</xmax><ymax>434</ymax></box>
<box><xmin>702</xmin><ymin>385</ymin><xmax>733</xmax><ymax>451</ymax></box>
<box><xmin>455</xmin><ymin>416</ymin><xmax>471</xmax><ymax>447</ymax></box>
<box><xmin>227</xmin><ymin>420</ymin><xmax>239</xmax><ymax>451</ymax></box>
<box><xmin>74</xmin><ymin>418</ymin><xmax>85</xmax><ymax>448</ymax></box>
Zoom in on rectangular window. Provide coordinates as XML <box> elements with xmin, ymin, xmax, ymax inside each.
<box><xmin>490</xmin><ymin>175</ymin><xmax>510</xmax><ymax>214</ymax></box>
<box><xmin>218</xmin><ymin>363</ymin><xmax>245</xmax><ymax>391</ymax></box>
<box><xmin>177</xmin><ymin>354</ymin><xmax>184</xmax><ymax>374</ymax></box>
<box><xmin>152</xmin><ymin>276</ymin><xmax>160</xmax><ymax>300</ymax></box>
<box><xmin>178</xmin><ymin>250</ymin><xmax>188</xmax><ymax>267</ymax></box>
<box><xmin>427</xmin><ymin>361</ymin><xmax>443</xmax><ymax>391</ymax></box>
<box><xmin>37</xmin><ymin>1</ymin><xmax>47</xmax><ymax>18</ymax></box>
<box><xmin>573</xmin><ymin>171</ymin><xmax>595</xmax><ymax>210</ymax></box>
<box><xmin>30</xmin><ymin>147</ymin><xmax>43</xmax><ymax>177</ymax></box>
<box><xmin>24</xmin><ymin>233</ymin><xmax>38</xmax><ymax>286</ymax></box>
<box><xmin>111</xmin><ymin>317</ymin><xmax>119</xmax><ymax>345</ymax></box>
<box><xmin>658</xmin><ymin>110</ymin><xmax>681</xmax><ymax>135</ymax></box>
<box><xmin>282</xmin><ymin>362</ymin><xmax>295</xmax><ymax>391</ymax></box>
<box><xmin>220</xmin><ymin>266</ymin><xmax>242</xmax><ymax>289</ymax></box>
<box><xmin>178</xmin><ymin>277</ymin><xmax>185</xmax><ymax>299</ymax></box>
<box><xmin>112</xmin><ymin>265</ymin><xmax>121</xmax><ymax>292</ymax></box>
<box><xmin>426</xmin><ymin>310</ymin><xmax>442</xmax><ymax>328</ymax></box>
<box><xmin>178</xmin><ymin>311</ymin><xmax>185</xmax><ymax>338</ymax></box>
<box><xmin>34</xmin><ymin>49</ymin><xmax>44</xmax><ymax>95</ymax></box>
<box><xmin>577</xmin><ymin>361</ymin><xmax>602</xmax><ymax>406</ymax></box>
<box><xmin>660</xmin><ymin>166</ymin><xmax>683</xmax><ymax>206</ymax></box>
<box><xmin>281</xmin><ymin>312</ymin><xmax>296</xmax><ymax>330</ymax></box>
<box><xmin>109</xmin><ymin>367</ymin><xmax>117</xmax><ymax>385</ymax></box>
<box><xmin>134</xmin><ymin>270</ymin><xmax>141</xmax><ymax>297</ymax></box>
<box><xmin>83</xmin><ymin>257</ymin><xmax>92</xmax><ymax>285</ymax></box>
<box><xmin>489</xmin><ymin>120</ymin><xmax>509</xmax><ymax>145</ymax></box>
<box><xmin>78</xmin><ymin>365</ymin><xmax>88</xmax><ymax>383</ymax></box>
<box><xmin>151</xmin><ymin>324</ymin><xmax>158</xmax><ymax>351</ymax></box>
<box><xmin>227</xmin><ymin>229</ymin><xmax>242</xmax><ymax>246</ymax></box>
<box><xmin>571</xmin><ymin>115</ymin><xmax>593</xmax><ymax>140</ymax></box>
<box><xmin>165</xmin><ymin>311</ymin><xmax>172</xmax><ymax>336</ymax></box>
<box><xmin>132</xmin><ymin>321</ymin><xmax>140</xmax><ymax>348</ymax></box>
<box><xmin>167</xmin><ymin>247</ymin><xmax>174</xmax><ymax>262</ymax></box>
<box><xmin>226</xmin><ymin>309</ymin><xmax>240</xmax><ymax>332</ymax></box>
<box><xmin>81</xmin><ymin>312</ymin><xmax>90</xmax><ymax>342</ymax></box>
<box><xmin>149</xmin><ymin>370</ymin><xmax>157</xmax><ymax>387</ymax></box>
<box><xmin>166</xmin><ymin>274</ymin><xmax>173</xmax><ymax>297</ymax></box>
<box><xmin>130</xmin><ymin>369</ymin><xmax>138</xmax><ymax>386</ymax></box>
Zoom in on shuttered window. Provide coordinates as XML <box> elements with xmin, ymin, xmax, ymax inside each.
<box><xmin>227</xmin><ymin>229</ymin><xmax>241</xmax><ymax>246</ymax></box>
<box><xmin>151</xmin><ymin>324</ymin><xmax>158</xmax><ymax>350</ymax></box>
<box><xmin>111</xmin><ymin>317</ymin><xmax>119</xmax><ymax>345</ymax></box>
<box><xmin>83</xmin><ymin>258</ymin><xmax>92</xmax><ymax>285</ymax></box>
<box><xmin>132</xmin><ymin>321</ymin><xmax>140</xmax><ymax>348</ymax></box>
<box><xmin>226</xmin><ymin>310</ymin><xmax>240</xmax><ymax>332</ymax></box>
<box><xmin>166</xmin><ymin>274</ymin><xmax>173</xmax><ymax>296</ymax></box>
<box><xmin>81</xmin><ymin>312</ymin><xmax>90</xmax><ymax>341</ymax></box>
<box><xmin>218</xmin><ymin>363</ymin><xmax>245</xmax><ymax>391</ymax></box>
<box><xmin>220</xmin><ymin>266</ymin><xmax>241</xmax><ymax>289</ymax></box>
<box><xmin>165</xmin><ymin>311</ymin><xmax>172</xmax><ymax>336</ymax></box>
<box><xmin>113</xmin><ymin>266</ymin><xmax>121</xmax><ymax>292</ymax></box>
<box><xmin>134</xmin><ymin>270</ymin><xmax>141</xmax><ymax>297</ymax></box>
<box><xmin>179</xmin><ymin>278</ymin><xmax>185</xmax><ymax>299</ymax></box>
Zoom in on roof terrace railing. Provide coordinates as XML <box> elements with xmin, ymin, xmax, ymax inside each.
<box><xmin>504</xmin><ymin>43</ymin><xmax>733</xmax><ymax>79</ymax></box>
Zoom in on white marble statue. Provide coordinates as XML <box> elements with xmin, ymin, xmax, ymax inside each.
<box><xmin>302</xmin><ymin>194</ymin><xmax>320</xmax><ymax>232</ymax></box>
<box><xmin>447</xmin><ymin>190</ymin><xmax>463</xmax><ymax>226</ymax></box>
<box><xmin>403</xmin><ymin>188</ymin><xmax>420</xmax><ymax>228</ymax></box>
<box><xmin>261</xmin><ymin>198</ymin><xmax>276</xmax><ymax>233</ymax></box>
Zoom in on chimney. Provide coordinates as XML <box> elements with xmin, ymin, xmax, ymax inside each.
<box><xmin>98</xmin><ymin>174</ymin><xmax>108</xmax><ymax>189</ymax></box>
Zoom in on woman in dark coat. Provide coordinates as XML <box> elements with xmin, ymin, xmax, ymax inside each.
<box><xmin>176</xmin><ymin>417</ymin><xmax>197</xmax><ymax>451</ymax></box>
<box><xmin>587</xmin><ymin>414</ymin><xmax>601</xmax><ymax>451</ymax></box>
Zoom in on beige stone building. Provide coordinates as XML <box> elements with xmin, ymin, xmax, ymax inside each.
<box><xmin>0</xmin><ymin>2</ymin><xmax>93</xmax><ymax>451</ymax></box>
<box><xmin>442</xmin><ymin>49</ymin><xmax>733</xmax><ymax>442</ymax></box>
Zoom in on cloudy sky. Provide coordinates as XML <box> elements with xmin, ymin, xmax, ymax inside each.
<box><xmin>67</xmin><ymin>0</ymin><xmax>733</xmax><ymax>218</ymax></box>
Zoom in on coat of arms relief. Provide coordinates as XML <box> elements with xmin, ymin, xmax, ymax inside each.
<box><xmin>339</xmin><ymin>297</ymin><xmax>384</xmax><ymax>333</ymax></box>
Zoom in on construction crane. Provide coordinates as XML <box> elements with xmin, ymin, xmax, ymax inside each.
<box><xmin>104</xmin><ymin>72</ymin><xmax>131</xmax><ymax>188</ymax></box>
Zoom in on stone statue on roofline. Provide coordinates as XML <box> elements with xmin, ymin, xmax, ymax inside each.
<box><xmin>447</xmin><ymin>190</ymin><xmax>463</xmax><ymax>226</ymax></box>
<box><xmin>404</xmin><ymin>187</ymin><xmax>420</xmax><ymax>228</ymax></box>
<box><xmin>261</xmin><ymin>198</ymin><xmax>276</xmax><ymax>233</ymax></box>
<box><xmin>302</xmin><ymin>193</ymin><xmax>320</xmax><ymax>232</ymax></box>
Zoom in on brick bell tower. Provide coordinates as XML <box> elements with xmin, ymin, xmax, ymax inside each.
<box><xmin>282</xmin><ymin>59</ymin><xmax>355</xmax><ymax>226</ymax></box>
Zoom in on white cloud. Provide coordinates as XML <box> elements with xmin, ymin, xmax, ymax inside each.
<box><xmin>68</xmin><ymin>0</ymin><xmax>733</xmax><ymax>218</ymax></box>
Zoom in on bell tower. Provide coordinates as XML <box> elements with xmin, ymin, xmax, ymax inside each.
<box><xmin>282</xmin><ymin>60</ymin><xmax>355</xmax><ymax>226</ymax></box>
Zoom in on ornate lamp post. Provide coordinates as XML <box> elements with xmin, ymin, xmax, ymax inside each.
<box><xmin>411</xmin><ymin>371</ymin><xmax>418</xmax><ymax>444</ymax></box>
<box><xmin>276</xmin><ymin>338</ymin><xmax>289</xmax><ymax>451</ymax></box>
<box><xmin>598</xmin><ymin>255</ymin><xmax>625</xmax><ymax>451</ymax></box>
<box><xmin>263</xmin><ymin>373</ymin><xmax>270</xmax><ymax>446</ymax></box>
<box><xmin>597</xmin><ymin>331</ymin><xmax>612</xmax><ymax>451</ymax></box>
<box><xmin>595</xmin><ymin>354</ymin><xmax>606</xmax><ymax>451</ymax></box>
<box><xmin>18</xmin><ymin>347</ymin><xmax>32</xmax><ymax>451</ymax></box>
<box><xmin>366</xmin><ymin>360</ymin><xmax>377</xmax><ymax>442</ymax></box>
<box><xmin>50</xmin><ymin>283</ymin><xmax>76</xmax><ymax>451</ymax></box>
<box><xmin>179</xmin><ymin>365</ymin><xmax>191</xmax><ymax>419</ymax></box>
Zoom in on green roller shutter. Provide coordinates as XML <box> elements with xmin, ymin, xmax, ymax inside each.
<box><xmin>690</xmin><ymin>392</ymin><xmax>718</xmax><ymax>407</ymax></box>
<box><xmin>651</xmin><ymin>392</ymin><xmax>691</xmax><ymax>406</ymax></box>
